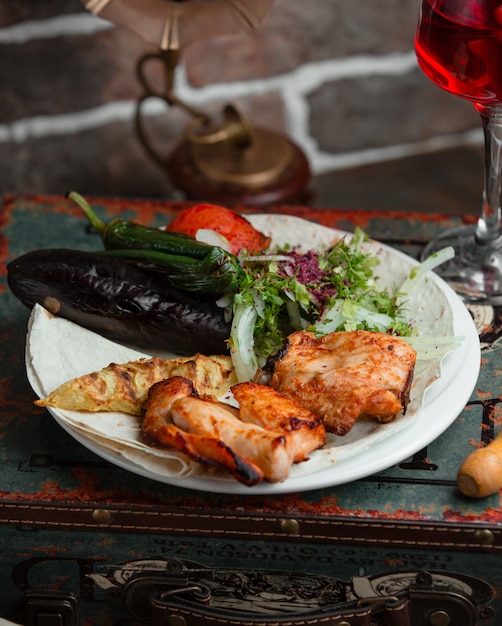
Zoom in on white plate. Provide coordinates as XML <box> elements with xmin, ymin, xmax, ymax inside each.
<box><xmin>26</xmin><ymin>216</ymin><xmax>480</xmax><ymax>495</ymax></box>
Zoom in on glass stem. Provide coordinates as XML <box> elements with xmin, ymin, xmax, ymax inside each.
<box><xmin>475</xmin><ymin>106</ymin><xmax>502</xmax><ymax>243</ymax></box>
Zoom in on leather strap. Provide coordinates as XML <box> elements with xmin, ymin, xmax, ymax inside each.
<box><xmin>147</xmin><ymin>578</ymin><xmax>479</xmax><ymax>626</ymax></box>
<box><xmin>107</xmin><ymin>560</ymin><xmax>489</xmax><ymax>625</ymax></box>
<box><xmin>150</xmin><ymin>592</ymin><xmax>476</xmax><ymax>626</ymax></box>
<box><xmin>150</xmin><ymin>595</ymin><xmax>380</xmax><ymax>626</ymax></box>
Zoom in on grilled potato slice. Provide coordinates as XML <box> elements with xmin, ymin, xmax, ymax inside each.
<box><xmin>35</xmin><ymin>354</ymin><xmax>236</xmax><ymax>415</ymax></box>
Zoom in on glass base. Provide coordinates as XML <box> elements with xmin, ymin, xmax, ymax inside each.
<box><xmin>421</xmin><ymin>223</ymin><xmax>502</xmax><ymax>305</ymax></box>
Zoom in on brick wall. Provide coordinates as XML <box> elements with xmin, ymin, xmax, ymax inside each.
<box><xmin>0</xmin><ymin>0</ymin><xmax>480</xmax><ymax>203</ymax></box>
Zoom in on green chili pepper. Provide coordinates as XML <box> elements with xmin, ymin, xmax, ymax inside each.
<box><xmin>101</xmin><ymin>246</ymin><xmax>242</xmax><ymax>294</ymax></box>
<box><xmin>68</xmin><ymin>191</ymin><xmax>225</xmax><ymax>260</ymax></box>
<box><xmin>68</xmin><ymin>191</ymin><xmax>243</xmax><ymax>294</ymax></box>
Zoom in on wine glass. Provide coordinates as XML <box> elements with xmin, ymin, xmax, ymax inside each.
<box><xmin>415</xmin><ymin>0</ymin><xmax>502</xmax><ymax>303</ymax></box>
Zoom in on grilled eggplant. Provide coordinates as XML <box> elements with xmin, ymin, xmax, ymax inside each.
<box><xmin>7</xmin><ymin>248</ymin><xmax>231</xmax><ymax>355</ymax></box>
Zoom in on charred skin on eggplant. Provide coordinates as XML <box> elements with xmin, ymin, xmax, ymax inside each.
<box><xmin>7</xmin><ymin>248</ymin><xmax>230</xmax><ymax>356</ymax></box>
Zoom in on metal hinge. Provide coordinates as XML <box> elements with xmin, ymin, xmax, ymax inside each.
<box><xmin>408</xmin><ymin>572</ymin><xmax>478</xmax><ymax>626</ymax></box>
<box><xmin>22</xmin><ymin>590</ymin><xmax>79</xmax><ymax>626</ymax></box>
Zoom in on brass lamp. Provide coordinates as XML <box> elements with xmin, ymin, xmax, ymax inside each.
<box><xmin>81</xmin><ymin>0</ymin><xmax>310</xmax><ymax>205</ymax></box>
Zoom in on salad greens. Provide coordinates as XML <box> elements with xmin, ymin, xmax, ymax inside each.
<box><xmin>227</xmin><ymin>228</ymin><xmax>457</xmax><ymax>382</ymax></box>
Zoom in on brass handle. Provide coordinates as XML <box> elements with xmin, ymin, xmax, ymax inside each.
<box><xmin>134</xmin><ymin>49</ymin><xmax>209</xmax><ymax>169</ymax></box>
<box><xmin>185</xmin><ymin>104</ymin><xmax>254</xmax><ymax>151</ymax></box>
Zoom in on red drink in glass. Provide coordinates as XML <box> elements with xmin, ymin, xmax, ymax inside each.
<box><xmin>414</xmin><ymin>0</ymin><xmax>502</xmax><ymax>303</ymax></box>
<box><xmin>415</xmin><ymin>0</ymin><xmax>502</xmax><ymax>105</ymax></box>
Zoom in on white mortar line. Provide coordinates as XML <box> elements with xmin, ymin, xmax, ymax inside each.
<box><xmin>173</xmin><ymin>51</ymin><xmax>425</xmax><ymax>168</ymax></box>
<box><xmin>281</xmin><ymin>52</ymin><xmax>418</xmax><ymax>156</ymax></box>
<box><xmin>0</xmin><ymin>101</ymin><xmax>136</xmax><ymax>142</ymax></box>
<box><xmin>174</xmin><ymin>51</ymin><xmax>419</xmax><ymax>105</ymax></box>
<box><xmin>0</xmin><ymin>13</ymin><xmax>112</xmax><ymax>44</ymax></box>
<box><xmin>1</xmin><ymin>99</ymin><xmax>482</xmax><ymax>174</ymax></box>
<box><xmin>1</xmin><ymin>53</ymin><xmax>417</xmax><ymax>140</ymax></box>
<box><xmin>312</xmin><ymin>127</ymin><xmax>483</xmax><ymax>174</ymax></box>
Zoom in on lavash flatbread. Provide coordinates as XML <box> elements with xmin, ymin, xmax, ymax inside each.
<box><xmin>25</xmin><ymin>215</ymin><xmax>456</xmax><ymax>483</ymax></box>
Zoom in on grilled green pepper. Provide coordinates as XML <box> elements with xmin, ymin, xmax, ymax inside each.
<box><xmin>7</xmin><ymin>248</ymin><xmax>231</xmax><ymax>355</ymax></box>
<box><xmin>101</xmin><ymin>246</ymin><xmax>241</xmax><ymax>294</ymax></box>
<box><xmin>69</xmin><ymin>191</ymin><xmax>210</xmax><ymax>257</ymax></box>
<box><xmin>68</xmin><ymin>191</ymin><xmax>242</xmax><ymax>293</ymax></box>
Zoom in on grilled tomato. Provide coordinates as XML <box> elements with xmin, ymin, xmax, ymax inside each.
<box><xmin>166</xmin><ymin>204</ymin><xmax>270</xmax><ymax>255</ymax></box>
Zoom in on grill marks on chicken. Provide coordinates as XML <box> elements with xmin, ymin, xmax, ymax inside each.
<box><xmin>232</xmin><ymin>382</ymin><xmax>326</xmax><ymax>463</ymax></box>
<box><xmin>142</xmin><ymin>377</ymin><xmax>263</xmax><ymax>486</ymax></box>
<box><xmin>260</xmin><ymin>330</ymin><xmax>417</xmax><ymax>436</ymax></box>
<box><xmin>142</xmin><ymin>376</ymin><xmax>325</xmax><ymax>485</ymax></box>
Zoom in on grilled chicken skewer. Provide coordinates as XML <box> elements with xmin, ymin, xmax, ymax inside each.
<box><xmin>142</xmin><ymin>377</ymin><xmax>264</xmax><ymax>486</ymax></box>
<box><xmin>232</xmin><ymin>382</ymin><xmax>326</xmax><ymax>463</ymax></box>
<box><xmin>259</xmin><ymin>330</ymin><xmax>417</xmax><ymax>436</ymax></box>
<box><xmin>142</xmin><ymin>376</ymin><xmax>325</xmax><ymax>485</ymax></box>
<box><xmin>171</xmin><ymin>396</ymin><xmax>295</xmax><ymax>483</ymax></box>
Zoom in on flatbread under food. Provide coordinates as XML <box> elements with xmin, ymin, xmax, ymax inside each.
<box><xmin>35</xmin><ymin>353</ymin><xmax>236</xmax><ymax>415</ymax></box>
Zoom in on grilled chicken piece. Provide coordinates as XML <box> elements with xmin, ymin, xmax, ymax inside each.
<box><xmin>259</xmin><ymin>330</ymin><xmax>417</xmax><ymax>436</ymax></box>
<box><xmin>171</xmin><ymin>395</ymin><xmax>295</xmax><ymax>483</ymax></box>
<box><xmin>142</xmin><ymin>377</ymin><xmax>264</xmax><ymax>486</ymax></box>
<box><xmin>232</xmin><ymin>382</ymin><xmax>325</xmax><ymax>462</ymax></box>
<box><xmin>142</xmin><ymin>376</ymin><xmax>326</xmax><ymax>484</ymax></box>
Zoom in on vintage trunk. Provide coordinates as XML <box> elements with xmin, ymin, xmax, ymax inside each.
<box><xmin>0</xmin><ymin>195</ymin><xmax>500</xmax><ymax>625</ymax></box>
